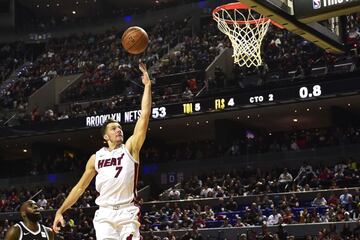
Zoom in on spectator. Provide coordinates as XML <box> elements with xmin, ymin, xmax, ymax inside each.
<box><xmin>267</xmin><ymin>208</ymin><xmax>282</xmax><ymax>225</ymax></box>
<box><xmin>36</xmin><ymin>194</ymin><xmax>48</xmax><ymax>210</ymax></box>
<box><xmin>282</xmin><ymin>207</ymin><xmax>294</xmax><ymax>224</ymax></box>
<box><xmin>334</xmin><ymin>160</ymin><xmax>348</xmax><ymax>178</ymax></box>
<box><xmin>168</xmin><ymin>189</ymin><xmax>181</xmax><ymax>200</ymax></box>
<box><xmin>312</xmin><ymin>193</ymin><xmax>327</xmax><ymax>207</ymax></box>
<box><xmin>299</xmin><ymin>208</ymin><xmax>310</xmax><ymax>223</ymax></box>
<box><xmin>288</xmin><ymin>193</ymin><xmax>299</xmax><ymax>208</ymax></box>
<box><xmin>260</xmin><ymin>195</ymin><xmax>274</xmax><ymax>209</ymax></box>
<box><xmin>221</xmin><ymin>218</ymin><xmax>233</xmax><ymax>228</ymax></box>
<box><xmin>186</xmin><ymin>77</ymin><xmax>197</xmax><ymax>92</ymax></box>
<box><xmin>234</xmin><ymin>217</ymin><xmax>247</xmax><ymax>227</ymax></box>
<box><xmin>294</xmin><ymin>162</ymin><xmax>317</xmax><ymax>185</ymax></box>
<box><xmin>225</xmin><ymin>197</ymin><xmax>238</xmax><ymax>212</ymax></box>
<box><xmin>322</xmin><ymin>207</ymin><xmax>336</xmax><ymax>222</ymax></box>
<box><xmin>327</xmin><ymin>192</ymin><xmax>340</xmax><ymax>207</ymax></box>
<box><xmin>182</xmin><ymin>87</ymin><xmax>193</xmax><ymax>100</ymax></box>
<box><xmin>278</xmin><ymin>168</ymin><xmax>293</xmax><ymax>191</ymax></box>
<box><xmin>340</xmin><ymin>188</ymin><xmax>353</xmax><ymax>207</ymax></box>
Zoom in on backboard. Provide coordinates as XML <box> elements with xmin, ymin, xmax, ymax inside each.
<box><xmin>239</xmin><ymin>0</ymin><xmax>360</xmax><ymax>54</ymax></box>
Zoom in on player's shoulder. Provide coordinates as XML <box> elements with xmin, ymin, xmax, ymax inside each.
<box><xmin>5</xmin><ymin>224</ymin><xmax>21</xmax><ymax>239</ymax></box>
<box><xmin>12</xmin><ymin>223</ymin><xmax>21</xmax><ymax>232</ymax></box>
<box><xmin>43</xmin><ymin>225</ymin><xmax>51</xmax><ymax>231</ymax></box>
<box><xmin>43</xmin><ymin>226</ymin><xmax>54</xmax><ymax>239</ymax></box>
<box><xmin>43</xmin><ymin>225</ymin><xmax>54</xmax><ymax>235</ymax></box>
<box><xmin>95</xmin><ymin>147</ymin><xmax>106</xmax><ymax>155</ymax></box>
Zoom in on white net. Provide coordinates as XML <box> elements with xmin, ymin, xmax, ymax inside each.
<box><xmin>213</xmin><ymin>5</ymin><xmax>271</xmax><ymax>67</ymax></box>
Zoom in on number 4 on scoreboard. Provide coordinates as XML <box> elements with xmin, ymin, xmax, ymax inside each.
<box><xmin>227</xmin><ymin>98</ymin><xmax>235</xmax><ymax>107</ymax></box>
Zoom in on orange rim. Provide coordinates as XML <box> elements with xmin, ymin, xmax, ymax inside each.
<box><xmin>212</xmin><ymin>2</ymin><xmax>284</xmax><ymax>29</ymax></box>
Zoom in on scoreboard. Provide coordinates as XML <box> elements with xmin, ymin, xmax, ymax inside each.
<box><xmin>85</xmin><ymin>77</ymin><xmax>360</xmax><ymax>127</ymax></box>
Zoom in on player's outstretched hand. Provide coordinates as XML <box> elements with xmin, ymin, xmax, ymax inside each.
<box><xmin>139</xmin><ymin>62</ymin><xmax>151</xmax><ymax>86</ymax></box>
<box><xmin>52</xmin><ymin>212</ymin><xmax>65</xmax><ymax>233</ymax></box>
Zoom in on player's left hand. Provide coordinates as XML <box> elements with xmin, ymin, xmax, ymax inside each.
<box><xmin>139</xmin><ymin>62</ymin><xmax>151</xmax><ymax>86</ymax></box>
<box><xmin>52</xmin><ymin>212</ymin><xmax>65</xmax><ymax>234</ymax></box>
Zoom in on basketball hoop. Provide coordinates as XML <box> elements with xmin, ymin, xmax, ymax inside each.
<box><xmin>213</xmin><ymin>2</ymin><xmax>283</xmax><ymax>68</ymax></box>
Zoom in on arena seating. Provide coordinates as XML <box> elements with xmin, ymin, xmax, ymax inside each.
<box><xmin>0</xmin><ymin>13</ymin><xmax>359</xmax><ymax>127</ymax></box>
<box><xmin>0</xmin><ymin>4</ymin><xmax>359</xmax><ymax>240</ymax></box>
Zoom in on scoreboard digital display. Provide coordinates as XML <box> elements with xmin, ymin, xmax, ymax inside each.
<box><xmin>85</xmin><ymin>77</ymin><xmax>360</xmax><ymax>127</ymax></box>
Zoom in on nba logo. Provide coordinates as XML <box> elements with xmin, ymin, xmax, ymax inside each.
<box><xmin>313</xmin><ymin>0</ymin><xmax>321</xmax><ymax>9</ymax></box>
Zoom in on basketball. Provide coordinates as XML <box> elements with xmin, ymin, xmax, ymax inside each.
<box><xmin>121</xmin><ymin>26</ymin><xmax>149</xmax><ymax>55</ymax></box>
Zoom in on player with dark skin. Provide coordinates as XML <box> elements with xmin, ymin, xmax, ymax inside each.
<box><xmin>5</xmin><ymin>200</ymin><xmax>54</xmax><ymax>240</ymax></box>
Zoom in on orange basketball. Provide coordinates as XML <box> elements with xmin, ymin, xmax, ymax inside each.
<box><xmin>121</xmin><ymin>26</ymin><xmax>149</xmax><ymax>55</ymax></box>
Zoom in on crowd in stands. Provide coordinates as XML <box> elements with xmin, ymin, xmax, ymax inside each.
<box><xmin>0</xmin><ymin>123</ymin><xmax>359</xmax><ymax>238</ymax></box>
<box><xmin>0</xmin><ymin>12</ymin><xmax>359</xmax><ymax>127</ymax></box>
<box><xmin>141</xmin><ymin>187</ymin><xmax>360</xmax><ymax>229</ymax></box>
<box><xmin>140</xmin><ymin>125</ymin><xmax>360</xmax><ymax>164</ymax></box>
<box><xmin>0</xmin><ymin>17</ymin><xmax>191</xmax><ymax>111</ymax></box>
<box><xmin>232</xmin><ymin>13</ymin><xmax>360</xmax><ymax>88</ymax></box>
<box><xmin>0</xmin><ymin>163</ymin><xmax>359</xmax><ymax>239</ymax></box>
<box><xmin>152</xmin><ymin>21</ymin><xmax>228</xmax><ymax>76</ymax></box>
<box><xmin>0</xmin><ymin>156</ymin><xmax>358</xmax><ymax>211</ymax></box>
<box><xmin>0</xmin><ymin>43</ymin><xmax>25</xmax><ymax>85</ymax></box>
<box><xmin>0</xmin><ymin>150</ymin><xmax>87</xmax><ymax>179</ymax></box>
<box><xmin>174</xmin><ymin>159</ymin><xmax>359</xmax><ymax>200</ymax></box>
<box><xmin>17</xmin><ymin>0</ymin><xmax>203</xmax><ymax>32</ymax></box>
<box><xmin>0</xmin><ymin>7</ymin><xmax>359</xmax><ymax>240</ymax></box>
<box><xmin>0</xmin><ymin>124</ymin><xmax>359</xmax><ymax>179</ymax></box>
<box><xmin>345</xmin><ymin>13</ymin><xmax>360</xmax><ymax>48</ymax></box>
<box><xmin>0</xmin><ymin>183</ymin><xmax>101</xmax><ymax>214</ymax></box>
<box><xmin>59</xmin><ymin>17</ymin><xmax>193</xmax><ymax>103</ymax></box>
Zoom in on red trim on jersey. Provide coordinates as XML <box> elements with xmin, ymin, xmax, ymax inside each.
<box><xmin>136</xmin><ymin>204</ymin><xmax>142</xmax><ymax>224</ymax></box>
<box><xmin>126</xmin><ymin>234</ymin><xmax>133</xmax><ymax>240</ymax></box>
<box><xmin>133</xmin><ymin>162</ymin><xmax>139</xmax><ymax>201</ymax></box>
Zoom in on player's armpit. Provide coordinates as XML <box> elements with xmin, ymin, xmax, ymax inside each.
<box><xmin>4</xmin><ymin>225</ymin><xmax>20</xmax><ymax>240</ymax></box>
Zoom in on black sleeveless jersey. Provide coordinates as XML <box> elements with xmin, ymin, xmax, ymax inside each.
<box><xmin>15</xmin><ymin>221</ymin><xmax>50</xmax><ymax>240</ymax></box>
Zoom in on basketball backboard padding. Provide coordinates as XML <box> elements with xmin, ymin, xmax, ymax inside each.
<box><xmin>239</xmin><ymin>0</ymin><xmax>345</xmax><ymax>54</ymax></box>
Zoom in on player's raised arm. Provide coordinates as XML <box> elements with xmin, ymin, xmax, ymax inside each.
<box><xmin>126</xmin><ymin>63</ymin><xmax>152</xmax><ymax>159</ymax></box>
<box><xmin>52</xmin><ymin>154</ymin><xmax>97</xmax><ymax>233</ymax></box>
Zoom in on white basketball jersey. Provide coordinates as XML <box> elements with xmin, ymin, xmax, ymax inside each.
<box><xmin>94</xmin><ymin>144</ymin><xmax>139</xmax><ymax>207</ymax></box>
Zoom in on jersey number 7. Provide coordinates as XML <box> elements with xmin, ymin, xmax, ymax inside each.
<box><xmin>115</xmin><ymin>167</ymin><xmax>123</xmax><ymax>178</ymax></box>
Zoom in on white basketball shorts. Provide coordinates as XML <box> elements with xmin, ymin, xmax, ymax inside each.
<box><xmin>93</xmin><ymin>204</ymin><xmax>141</xmax><ymax>240</ymax></box>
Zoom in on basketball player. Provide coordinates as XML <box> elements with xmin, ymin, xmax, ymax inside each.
<box><xmin>5</xmin><ymin>200</ymin><xmax>54</xmax><ymax>240</ymax></box>
<box><xmin>52</xmin><ymin>63</ymin><xmax>151</xmax><ymax>240</ymax></box>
